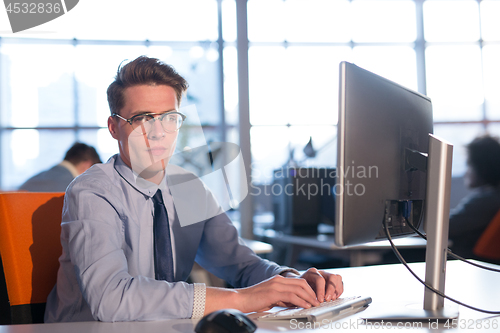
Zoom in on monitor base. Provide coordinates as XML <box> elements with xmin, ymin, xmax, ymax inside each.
<box><xmin>362</xmin><ymin>302</ymin><xmax>459</xmax><ymax>322</ymax></box>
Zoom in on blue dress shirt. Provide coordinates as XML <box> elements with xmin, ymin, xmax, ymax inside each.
<box><xmin>44</xmin><ymin>154</ymin><xmax>292</xmax><ymax>322</ymax></box>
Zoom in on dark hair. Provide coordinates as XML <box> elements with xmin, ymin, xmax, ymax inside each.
<box><xmin>64</xmin><ymin>142</ymin><xmax>102</xmax><ymax>165</ymax></box>
<box><xmin>466</xmin><ymin>134</ymin><xmax>500</xmax><ymax>187</ymax></box>
<box><xmin>107</xmin><ymin>56</ymin><xmax>188</xmax><ymax>115</ymax></box>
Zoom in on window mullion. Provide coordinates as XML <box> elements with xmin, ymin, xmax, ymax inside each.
<box><xmin>236</xmin><ymin>0</ymin><xmax>253</xmax><ymax>239</ymax></box>
<box><xmin>415</xmin><ymin>0</ymin><xmax>427</xmax><ymax>96</ymax></box>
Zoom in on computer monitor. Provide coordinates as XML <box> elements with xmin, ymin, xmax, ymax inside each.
<box><xmin>335</xmin><ymin>62</ymin><xmax>432</xmax><ymax>247</ymax></box>
<box><xmin>335</xmin><ymin>62</ymin><xmax>457</xmax><ymax>320</ymax></box>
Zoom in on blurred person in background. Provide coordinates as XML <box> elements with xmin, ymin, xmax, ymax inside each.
<box><xmin>448</xmin><ymin>134</ymin><xmax>500</xmax><ymax>262</ymax></box>
<box><xmin>18</xmin><ymin>142</ymin><xmax>102</xmax><ymax>192</ymax></box>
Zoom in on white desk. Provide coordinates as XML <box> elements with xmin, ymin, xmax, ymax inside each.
<box><xmin>1</xmin><ymin>260</ymin><xmax>499</xmax><ymax>332</ymax></box>
<box><xmin>242</xmin><ymin>238</ymin><xmax>273</xmax><ymax>255</ymax></box>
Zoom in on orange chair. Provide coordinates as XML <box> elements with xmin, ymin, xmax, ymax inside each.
<box><xmin>0</xmin><ymin>192</ymin><xmax>64</xmax><ymax>324</ymax></box>
<box><xmin>473</xmin><ymin>208</ymin><xmax>500</xmax><ymax>261</ymax></box>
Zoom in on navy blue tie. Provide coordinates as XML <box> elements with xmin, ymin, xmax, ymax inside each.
<box><xmin>152</xmin><ymin>189</ymin><xmax>174</xmax><ymax>282</ymax></box>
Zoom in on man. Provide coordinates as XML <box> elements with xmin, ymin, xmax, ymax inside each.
<box><xmin>44</xmin><ymin>56</ymin><xmax>343</xmax><ymax>322</ymax></box>
<box><xmin>19</xmin><ymin>142</ymin><xmax>101</xmax><ymax>192</ymax></box>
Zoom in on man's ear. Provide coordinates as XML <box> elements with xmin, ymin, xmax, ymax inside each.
<box><xmin>108</xmin><ymin>116</ymin><xmax>119</xmax><ymax>140</ymax></box>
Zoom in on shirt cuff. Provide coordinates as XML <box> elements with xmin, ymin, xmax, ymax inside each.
<box><xmin>191</xmin><ymin>283</ymin><xmax>206</xmax><ymax>319</ymax></box>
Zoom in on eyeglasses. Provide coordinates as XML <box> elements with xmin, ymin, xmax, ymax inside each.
<box><xmin>113</xmin><ymin>111</ymin><xmax>186</xmax><ymax>135</ymax></box>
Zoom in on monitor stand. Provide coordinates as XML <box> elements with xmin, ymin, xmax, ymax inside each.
<box><xmin>363</xmin><ymin>134</ymin><xmax>459</xmax><ymax>322</ymax></box>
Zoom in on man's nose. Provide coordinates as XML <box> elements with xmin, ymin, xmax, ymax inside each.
<box><xmin>148</xmin><ymin>117</ymin><xmax>166</xmax><ymax>139</ymax></box>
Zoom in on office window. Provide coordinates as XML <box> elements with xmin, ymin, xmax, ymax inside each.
<box><xmin>0</xmin><ymin>0</ymin><xmax>226</xmax><ymax>190</ymax></box>
<box><xmin>351</xmin><ymin>0</ymin><xmax>416</xmax><ymax>43</ymax></box>
<box><xmin>426</xmin><ymin>45</ymin><xmax>484</xmax><ymax>122</ymax></box>
<box><xmin>481</xmin><ymin>0</ymin><xmax>500</xmax><ymax>41</ymax></box>
<box><xmin>223</xmin><ymin>46</ymin><xmax>239</xmax><ymax>126</ymax></box>
<box><xmin>247</xmin><ymin>43</ymin><xmax>347</xmax><ymax>182</ymax></box>
<box><xmin>285</xmin><ymin>0</ymin><xmax>352</xmax><ymax>43</ymax></box>
<box><xmin>247</xmin><ymin>0</ymin><xmax>500</xmax><ymax>193</ymax></box>
<box><xmin>483</xmin><ymin>45</ymin><xmax>500</xmax><ymax>120</ymax></box>
<box><xmin>247</xmin><ymin>0</ymin><xmax>286</xmax><ymax>42</ymax></box>
<box><xmin>54</xmin><ymin>0</ymin><xmax>219</xmax><ymax>42</ymax></box>
<box><xmin>423</xmin><ymin>0</ymin><xmax>480</xmax><ymax>42</ymax></box>
<box><xmin>0</xmin><ymin>42</ymin><xmax>224</xmax><ymax>189</ymax></box>
<box><xmin>1</xmin><ymin>44</ymin><xmax>76</xmax><ymax>128</ymax></box>
<box><xmin>248</xmin><ymin>45</ymin><xmax>348</xmax><ymax>126</ymax></box>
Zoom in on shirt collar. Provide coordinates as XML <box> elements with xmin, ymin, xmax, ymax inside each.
<box><xmin>59</xmin><ymin>160</ymin><xmax>79</xmax><ymax>178</ymax></box>
<box><xmin>113</xmin><ymin>154</ymin><xmax>168</xmax><ymax>197</ymax></box>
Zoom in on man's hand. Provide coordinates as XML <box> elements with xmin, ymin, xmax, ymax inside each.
<box><xmin>204</xmin><ymin>274</ymin><xmax>322</xmax><ymax>315</ymax></box>
<box><xmin>204</xmin><ymin>269</ymin><xmax>343</xmax><ymax>315</ymax></box>
<box><xmin>235</xmin><ymin>274</ymin><xmax>321</xmax><ymax>313</ymax></box>
<box><xmin>283</xmin><ymin>268</ymin><xmax>344</xmax><ymax>303</ymax></box>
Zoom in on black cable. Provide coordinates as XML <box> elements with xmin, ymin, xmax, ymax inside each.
<box><xmin>383</xmin><ymin>219</ymin><xmax>500</xmax><ymax>315</ymax></box>
<box><xmin>406</xmin><ymin>221</ymin><xmax>500</xmax><ymax>273</ymax></box>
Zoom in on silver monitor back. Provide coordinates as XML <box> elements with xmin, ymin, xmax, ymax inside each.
<box><xmin>335</xmin><ymin>62</ymin><xmax>433</xmax><ymax>247</ymax></box>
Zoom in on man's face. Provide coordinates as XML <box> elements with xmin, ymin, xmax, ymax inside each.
<box><xmin>108</xmin><ymin>84</ymin><xmax>179</xmax><ymax>181</ymax></box>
